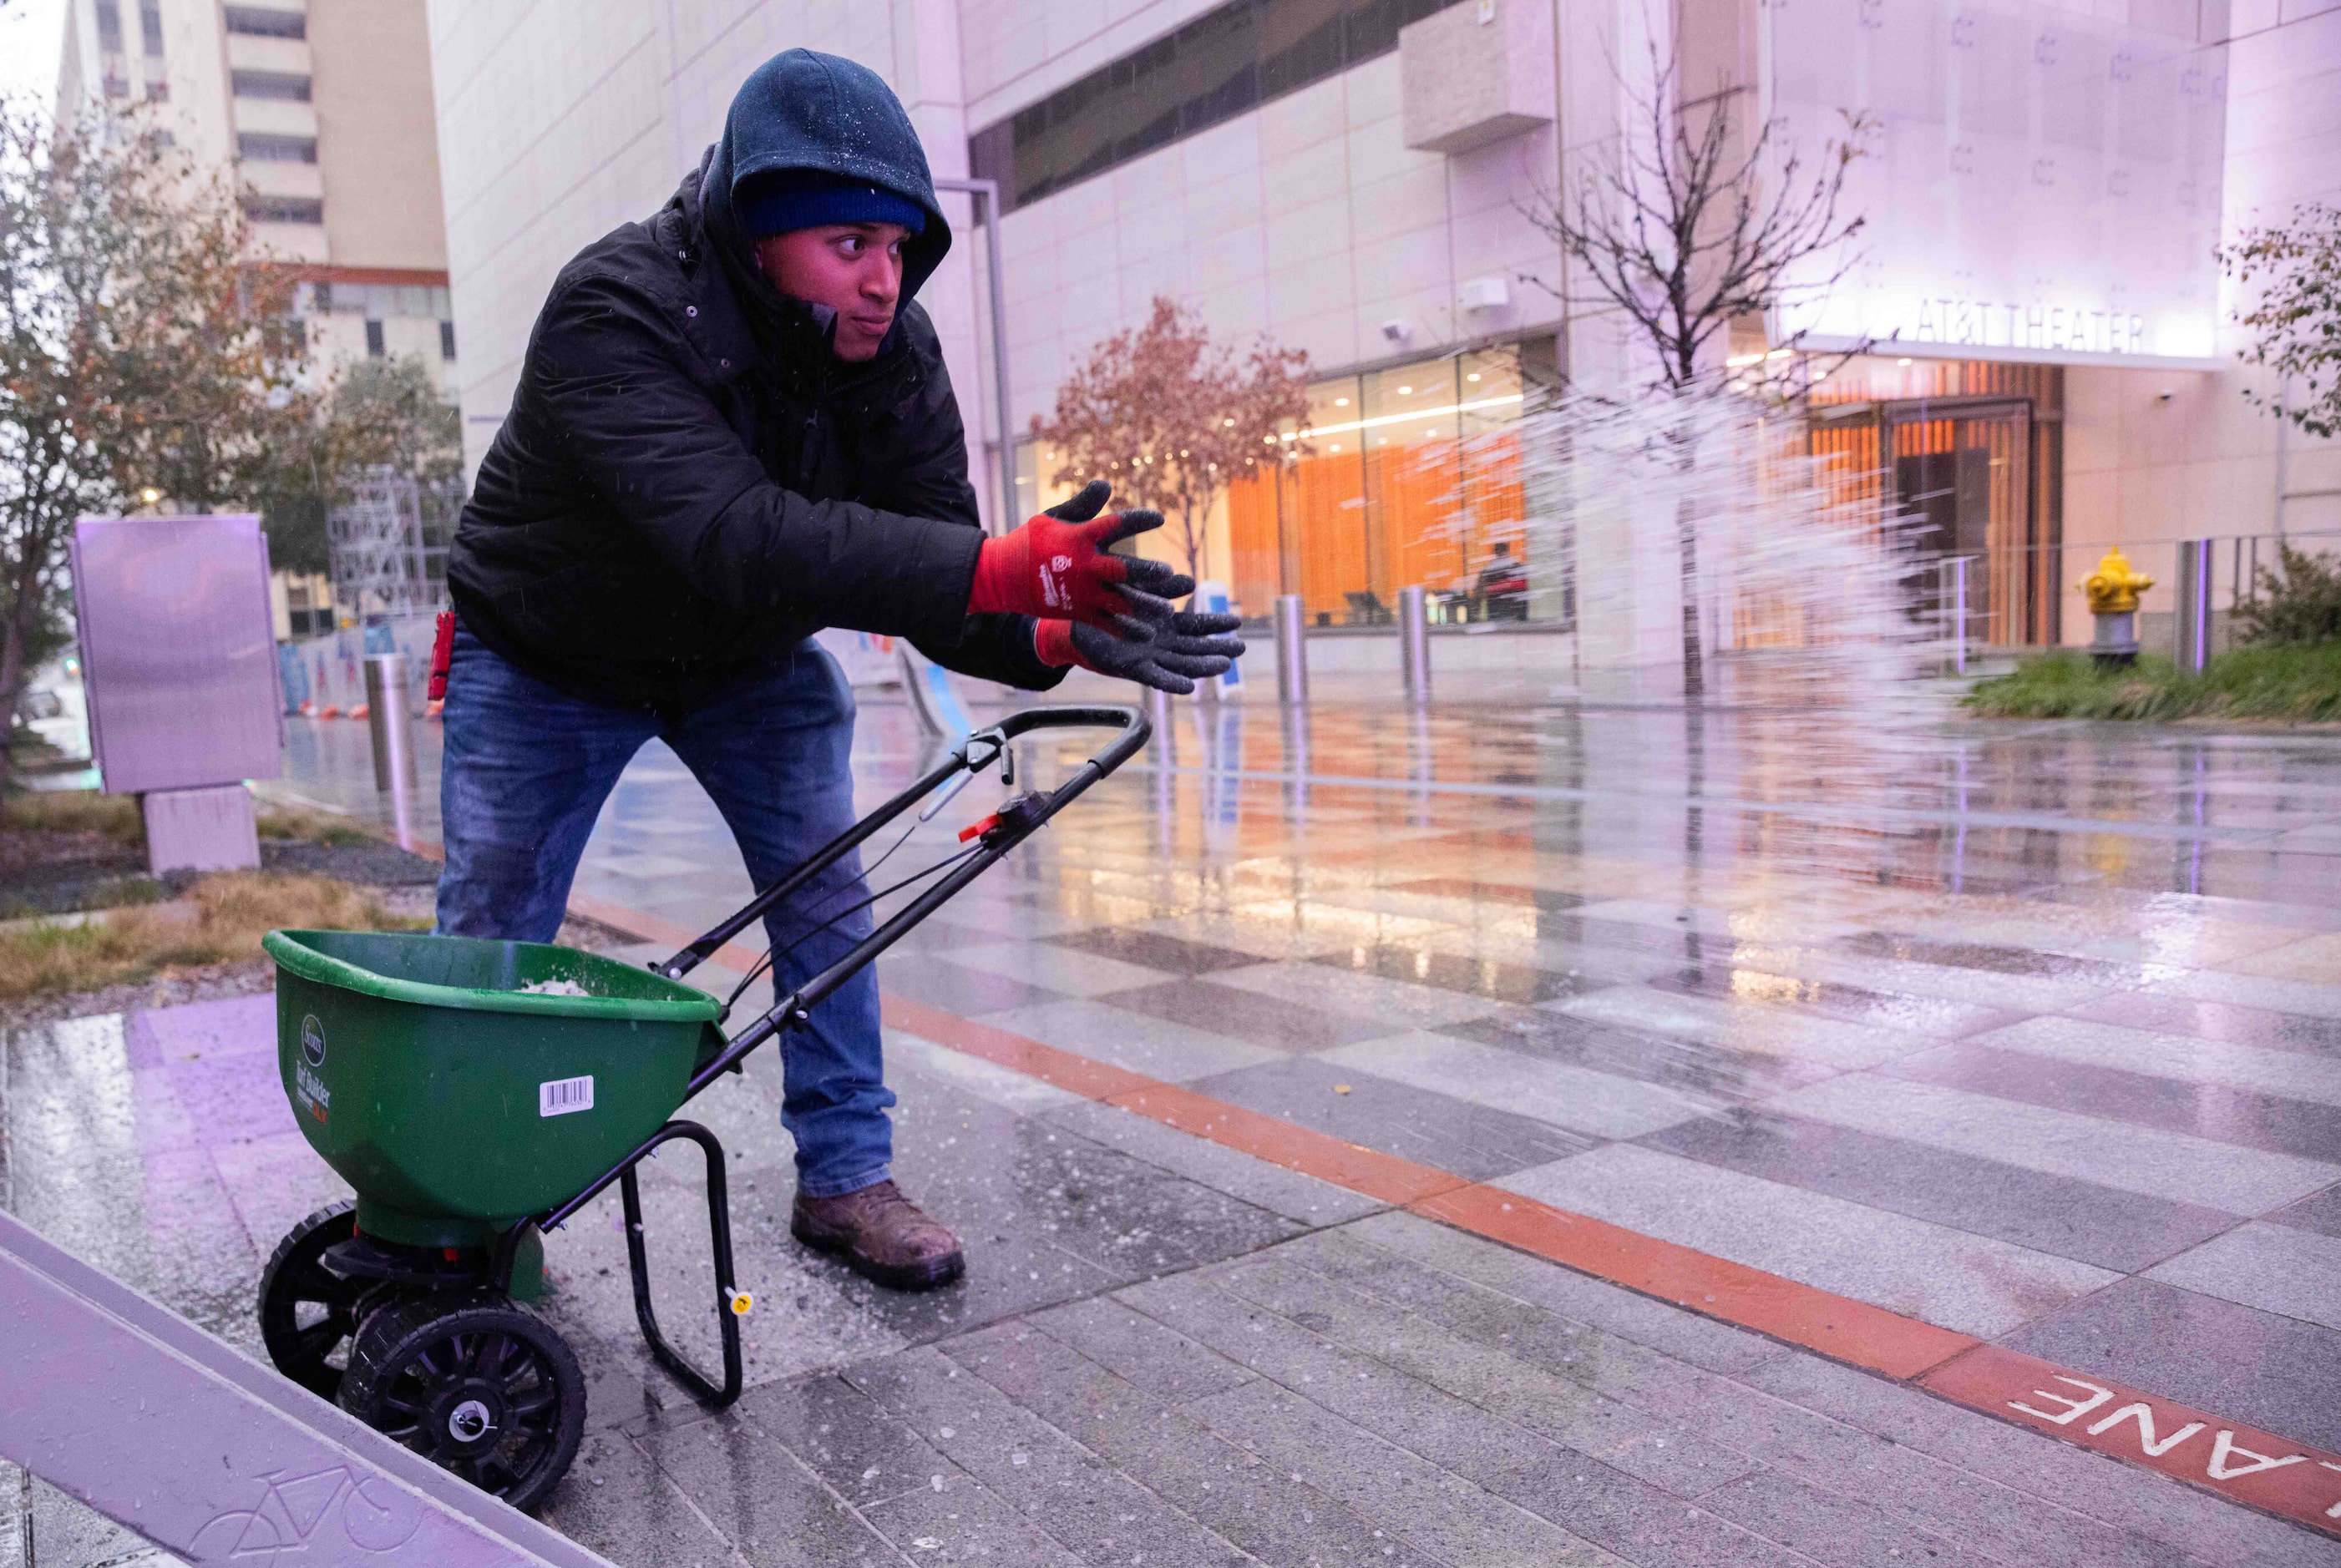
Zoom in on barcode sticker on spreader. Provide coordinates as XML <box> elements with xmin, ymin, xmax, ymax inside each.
<box><xmin>540</xmin><ymin>1075</ymin><xmax>595</xmax><ymax>1117</ymax></box>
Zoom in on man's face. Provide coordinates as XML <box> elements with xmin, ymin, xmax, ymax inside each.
<box><xmin>753</xmin><ymin>223</ymin><xmax>910</xmax><ymax>362</ymax></box>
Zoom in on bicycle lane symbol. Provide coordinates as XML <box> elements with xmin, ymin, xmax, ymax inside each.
<box><xmin>185</xmin><ymin>1464</ymin><xmax>424</xmax><ymax>1562</ymax></box>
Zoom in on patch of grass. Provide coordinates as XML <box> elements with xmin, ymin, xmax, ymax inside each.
<box><xmin>2</xmin><ymin>788</ymin><xmax>144</xmax><ymax>844</ymax></box>
<box><xmin>0</xmin><ymin>871</ymin><xmax>426</xmax><ymax>999</ymax></box>
<box><xmin>255</xmin><ymin>805</ymin><xmax>377</xmax><ymax>847</ymax></box>
<box><xmin>1964</xmin><ymin>643</ymin><xmax>2341</xmax><ymax>722</ymax></box>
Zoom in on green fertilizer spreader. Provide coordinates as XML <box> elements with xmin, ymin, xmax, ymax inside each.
<box><xmin>253</xmin><ymin>706</ymin><xmax>1147</xmax><ymax>1511</ymax></box>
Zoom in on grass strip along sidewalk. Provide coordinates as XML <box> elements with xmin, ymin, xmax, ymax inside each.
<box><xmin>1964</xmin><ymin>643</ymin><xmax>2341</xmax><ymax>722</ymax></box>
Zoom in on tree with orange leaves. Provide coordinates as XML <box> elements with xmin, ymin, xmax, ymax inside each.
<box><xmin>1033</xmin><ymin>297</ymin><xmax>1310</xmax><ymax>589</ymax></box>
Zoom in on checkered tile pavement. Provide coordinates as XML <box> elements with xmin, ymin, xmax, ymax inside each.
<box><xmin>26</xmin><ymin>691</ymin><xmax>2329</xmax><ymax>1566</ymax></box>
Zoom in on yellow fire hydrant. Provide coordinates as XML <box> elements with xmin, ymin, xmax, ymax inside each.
<box><xmin>2081</xmin><ymin>547</ymin><xmax>2152</xmax><ymax>666</ymax></box>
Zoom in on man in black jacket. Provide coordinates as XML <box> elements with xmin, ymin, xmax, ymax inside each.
<box><xmin>438</xmin><ymin>49</ymin><xmax>1239</xmax><ymax>1291</ymax></box>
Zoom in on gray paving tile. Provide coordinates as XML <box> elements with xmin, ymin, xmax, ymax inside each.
<box><xmin>1498</xmin><ymin>1143</ymin><xmax>2118</xmax><ymax>1340</ymax></box>
<box><xmin>1103</xmin><ymin>975</ymin><xmax>1394</xmax><ymax>1050</ymax></box>
<box><xmin>1885</xmin><ymin>1039</ymin><xmax>2341</xmax><ymax>1163</ymax></box>
<box><xmin>1649</xmin><ymin>964</ymin><xmax>2030</xmax><ymax>1039</ymax></box>
<box><xmin>1048</xmin><ymin>926</ymin><xmax>1269</xmax><ymax>974</ymax></box>
<box><xmin>1025</xmin><ymin>1294</ymin><xmax>1257</xmax><ymax>1404</ymax></box>
<box><xmin>1203</xmin><ymin>1248</ymin><xmax>1759</xmax><ymax>1499</ymax></box>
<box><xmin>843</xmin><ymin>1347</ymin><xmax>1254</xmax><ymax>1568</ymax></box>
<box><xmin>876</xmin><ymin>953</ymin><xmax>1064</xmax><ymax>1015</ymax></box>
<box><xmin>1184</xmin><ymin>1378</ymin><xmax>1629</xmax><ymax>1566</ymax></box>
<box><xmin>1769</xmin><ymin>1072</ymin><xmax>2339</xmax><ymax>1216</ymax></box>
<box><xmin>2067</xmin><ymin>991</ymin><xmax>2341</xmax><ymax>1059</ymax></box>
<box><xmin>1205</xmin><ymin>959</ymin><xmax>1508</xmax><ymax>1028</ymax></box>
<box><xmin>1283</xmin><ymin>1231</ymin><xmax>2210</xmax><ymax>1568</ymax></box>
<box><xmin>1637</xmin><ymin>1107</ymin><xmax>2237</xmax><ymax>1273</ymax></box>
<box><xmin>1695</xmin><ymin>1468</ymin><xmax>1999</xmax><ymax>1568</ymax></box>
<box><xmin>1310</xmin><ymin>939</ymin><xmax>1593</xmax><ymax>1004</ymax></box>
<box><xmin>861</xmin><ymin>1476</ymin><xmax>1092</xmax><ymax>1565</ymax></box>
<box><xmin>726</xmin><ymin>1373</ymin><xmax>949</xmax><ymax>1505</ymax></box>
<box><xmin>1837</xmin><ymin>932</ymin><xmax>2150</xmax><ymax>989</ymax></box>
<box><xmin>1112</xmin><ymin>1272</ymin><xmax>1812</xmax><ymax>1567</ymax></box>
<box><xmin>2268</xmin><ymin>1183</ymin><xmax>2341</xmax><ymax>1239</ymax></box>
<box><xmin>2004</xmin><ymin>1277</ymin><xmax>2341</xmax><ymax>1454</ymax></box>
<box><xmin>1438</xmin><ymin>1006</ymin><xmax>1836</xmax><ymax>1105</ymax></box>
<box><xmin>940</xmin><ymin>1319</ymin><xmax>1457</xmax><ymax>1566</ymax></box>
<box><xmin>1039</xmin><ymin>1098</ymin><xmax>1388</xmax><ymax>1226</ymax></box>
<box><xmin>2146</xmin><ymin>1221</ymin><xmax>2341</xmax><ymax>1331</ymax></box>
<box><xmin>1188</xmin><ymin>1054</ymin><xmax>1597</xmax><ymax>1179</ymax></box>
<box><xmin>631</xmin><ymin>1419</ymin><xmax>899</xmax><ymax>1567</ymax></box>
<box><xmin>1320</xmin><ymin>1030</ymin><xmax>1715</xmax><ymax>1139</ymax></box>
<box><xmin>1336</xmin><ymin>1211</ymin><xmax>1788</xmax><ymax>1376</ymax></box>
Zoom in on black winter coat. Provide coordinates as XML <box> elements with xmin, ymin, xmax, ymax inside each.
<box><xmin>448</xmin><ymin>53</ymin><xmax>1057</xmax><ymax>713</ymax></box>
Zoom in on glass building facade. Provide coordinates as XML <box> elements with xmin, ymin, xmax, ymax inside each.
<box><xmin>1228</xmin><ymin>340</ymin><xmax>1555</xmax><ymax>627</ymax></box>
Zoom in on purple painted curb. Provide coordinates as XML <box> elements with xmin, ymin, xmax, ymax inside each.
<box><xmin>0</xmin><ymin>1208</ymin><xmax>615</xmax><ymax>1567</ymax></box>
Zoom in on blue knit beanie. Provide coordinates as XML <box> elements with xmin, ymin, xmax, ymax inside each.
<box><xmin>737</xmin><ymin>169</ymin><xmax>927</xmax><ymax>239</ymax></box>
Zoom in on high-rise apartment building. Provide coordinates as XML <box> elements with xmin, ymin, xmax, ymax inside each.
<box><xmin>57</xmin><ymin>0</ymin><xmax>457</xmax><ymax>391</ymax></box>
<box><xmin>58</xmin><ymin>0</ymin><xmax>459</xmax><ymax>632</ymax></box>
<box><xmin>426</xmin><ymin>0</ymin><xmax>2337</xmax><ymax>672</ymax></box>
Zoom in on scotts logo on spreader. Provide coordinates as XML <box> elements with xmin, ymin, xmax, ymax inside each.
<box><xmin>294</xmin><ymin>1014</ymin><xmax>331</xmax><ymax>1125</ymax></box>
<box><xmin>1040</xmin><ymin>553</ymin><xmax>1073</xmax><ymax>610</ymax></box>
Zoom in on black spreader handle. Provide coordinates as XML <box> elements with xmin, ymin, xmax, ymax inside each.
<box><xmin>652</xmin><ymin>705</ymin><xmax>1146</xmax><ymax>985</ymax></box>
<box><xmin>666</xmin><ymin>705</ymin><xmax>1149</xmax><ymax>1101</ymax></box>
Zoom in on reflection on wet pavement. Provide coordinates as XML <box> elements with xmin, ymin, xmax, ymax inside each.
<box><xmin>11</xmin><ymin>690</ymin><xmax>2341</xmax><ymax>1565</ymax></box>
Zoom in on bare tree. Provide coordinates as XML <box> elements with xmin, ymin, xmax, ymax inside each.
<box><xmin>1522</xmin><ymin>38</ymin><xmax>1867</xmax><ymax>697</ymax></box>
<box><xmin>1034</xmin><ymin>297</ymin><xmax>1310</xmax><ymax>587</ymax></box>
<box><xmin>2221</xmin><ymin>201</ymin><xmax>2341</xmax><ymax>442</ymax></box>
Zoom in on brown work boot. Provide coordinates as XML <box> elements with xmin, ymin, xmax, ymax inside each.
<box><xmin>791</xmin><ymin>1180</ymin><xmax>965</xmax><ymax>1291</ymax></box>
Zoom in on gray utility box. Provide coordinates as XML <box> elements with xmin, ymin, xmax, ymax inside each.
<box><xmin>70</xmin><ymin>514</ymin><xmax>283</xmax><ymax>875</ymax></box>
<box><xmin>1400</xmin><ymin>0</ymin><xmax>1554</xmax><ymax>155</ymax></box>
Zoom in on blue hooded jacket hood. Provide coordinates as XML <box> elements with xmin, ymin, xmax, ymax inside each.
<box><xmin>699</xmin><ymin>50</ymin><xmax>953</xmax><ymax>314</ymax></box>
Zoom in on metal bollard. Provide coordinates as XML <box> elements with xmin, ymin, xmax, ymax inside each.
<box><xmin>1938</xmin><ymin>557</ymin><xmax>1970</xmax><ymax>676</ymax></box>
<box><xmin>364</xmin><ymin>653</ymin><xmax>418</xmax><ymax>852</ymax></box>
<box><xmin>364</xmin><ymin>653</ymin><xmax>417</xmax><ymax>791</ymax></box>
<box><xmin>2175</xmin><ymin>538</ymin><xmax>2213</xmax><ymax>674</ymax></box>
<box><xmin>1274</xmin><ymin>594</ymin><xmax>1309</xmax><ymax>705</ymax></box>
<box><xmin>1397</xmin><ymin>585</ymin><xmax>1430</xmax><ymax>701</ymax></box>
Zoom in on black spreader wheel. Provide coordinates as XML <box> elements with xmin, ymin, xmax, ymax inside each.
<box><xmin>338</xmin><ymin>1294</ymin><xmax>585</xmax><ymax>1513</ymax></box>
<box><xmin>258</xmin><ymin>1201</ymin><xmax>362</xmax><ymax>1399</ymax></box>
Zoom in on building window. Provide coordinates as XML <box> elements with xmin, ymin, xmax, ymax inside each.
<box><xmin>237</xmin><ymin>132</ymin><xmax>317</xmax><ymax>163</ymax></box>
<box><xmin>245</xmin><ymin>195</ymin><xmax>323</xmax><ymax>225</ymax></box>
<box><xmin>103</xmin><ymin>74</ymin><xmax>129</xmax><ymax>99</ymax></box>
<box><xmin>224</xmin><ymin>6</ymin><xmax>307</xmax><ymax>39</ymax></box>
<box><xmin>144</xmin><ymin>78</ymin><xmax>168</xmax><ymax>102</ymax></box>
<box><xmin>439</xmin><ymin>321</ymin><xmax>456</xmax><ymax>361</ymax></box>
<box><xmin>365</xmin><ymin>320</ymin><xmax>385</xmax><ymax>357</ymax></box>
<box><xmin>231</xmin><ymin>69</ymin><xmax>312</xmax><ymax>102</ymax></box>
<box><xmin>970</xmin><ymin>0</ymin><xmax>1461</xmax><ymax>213</ymax></box>
<box><xmin>138</xmin><ymin>0</ymin><xmax>163</xmax><ymax>54</ymax></box>
<box><xmin>1222</xmin><ymin>340</ymin><xmax>1549</xmax><ymax>626</ymax></box>
<box><xmin>94</xmin><ymin>0</ymin><xmax>122</xmax><ymax>51</ymax></box>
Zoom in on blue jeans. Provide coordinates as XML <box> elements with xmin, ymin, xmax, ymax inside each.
<box><xmin>434</xmin><ymin>629</ymin><xmax>891</xmax><ymax>1198</ymax></box>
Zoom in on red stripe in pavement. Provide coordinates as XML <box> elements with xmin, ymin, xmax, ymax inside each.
<box><xmin>557</xmin><ymin>890</ymin><xmax>2341</xmax><ymax>1537</ymax></box>
<box><xmin>1412</xmin><ymin>1185</ymin><xmax>1975</xmax><ymax>1381</ymax></box>
<box><xmin>1923</xmin><ymin>1346</ymin><xmax>2341</xmax><ymax>1532</ymax></box>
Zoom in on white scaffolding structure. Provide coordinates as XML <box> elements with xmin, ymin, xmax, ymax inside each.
<box><xmin>327</xmin><ymin>466</ymin><xmax>454</xmax><ymax>619</ymax></box>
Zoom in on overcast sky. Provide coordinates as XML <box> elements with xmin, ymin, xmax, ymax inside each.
<box><xmin>1</xmin><ymin>0</ymin><xmax>68</xmax><ymax>116</ymax></box>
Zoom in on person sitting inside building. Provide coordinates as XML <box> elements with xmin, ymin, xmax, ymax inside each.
<box><xmin>434</xmin><ymin>49</ymin><xmax>1242</xmax><ymax>1292</ymax></box>
<box><xmin>1476</xmin><ymin>540</ymin><xmax>1528</xmax><ymax>620</ymax></box>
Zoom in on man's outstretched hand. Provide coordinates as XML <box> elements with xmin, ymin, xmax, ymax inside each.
<box><xmin>1035</xmin><ymin>607</ymin><xmax>1246</xmax><ymax>695</ymax></box>
<box><xmin>968</xmin><ymin>480</ymin><xmax>1188</xmax><ymax>633</ymax></box>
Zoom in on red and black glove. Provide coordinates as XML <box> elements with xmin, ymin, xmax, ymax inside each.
<box><xmin>1035</xmin><ymin>608</ymin><xmax>1246</xmax><ymax>695</ymax></box>
<box><xmin>969</xmin><ymin>480</ymin><xmax>1187</xmax><ymax>634</ymax></box>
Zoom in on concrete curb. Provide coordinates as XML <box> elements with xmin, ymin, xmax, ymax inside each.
<box><xmin>0</xmin><ymin>1208</ymin><xmax>614</xmax><ymax>1568</ymax></box>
